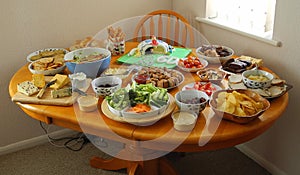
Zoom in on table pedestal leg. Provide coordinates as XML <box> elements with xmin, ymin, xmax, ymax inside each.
<box><xmin>90</xmin><ymin>156</ymin><xmax>178</xmax><ymax>175</ymax></box>
<box><xmin>90</xmin><ymin>146</ymin><xmax>179</xmax><ymax>175</ymax></box>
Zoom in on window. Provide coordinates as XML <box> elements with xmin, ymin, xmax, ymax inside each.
<box><xmin>204</xmin><ymin>0</ymin><xmax>277</xmax><ymax>40</ymax></box>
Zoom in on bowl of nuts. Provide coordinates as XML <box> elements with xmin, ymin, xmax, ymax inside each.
<box><xmin>175</xmin><ymin>89</ymin><xmax>209</xmax><ymax>114</ymax></box>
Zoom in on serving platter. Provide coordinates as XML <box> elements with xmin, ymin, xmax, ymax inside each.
<box><xmin>227</xmin><ymin>74</ymin><xmax>292</xmax><ymax>99</ymax></box>
<box><xmin>228</xmin><ymin>82</ymin><xmax>292</xmax><ymax>99</ymax></box>
<box><xmin>101</xmin><ymin>95</ymin><xmax>176</xmax><ymax>126</ymax></box>
<box><xmin>12</xmin><ymin>76</ymin><xmax>91</xmax><ymax>106</ymax></box>
<box><xmin>131</xmin><ymin>68</ymin><xmax>185</xmax><ymax>90</ymax></box>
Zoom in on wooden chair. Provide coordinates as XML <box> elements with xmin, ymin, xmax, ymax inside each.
<box><xmin>133</xmin><ymin>10</ymin><xmax>195</xmax><ymax>47</ymax></box>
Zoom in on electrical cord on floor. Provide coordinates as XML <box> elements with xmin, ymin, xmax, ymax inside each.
<box><xmin>39</xmin><ymin>121</ymin><xmax>90</xmax><ymax>151</ymax></box>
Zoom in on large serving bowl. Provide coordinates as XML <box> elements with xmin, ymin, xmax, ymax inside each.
<box><xmin>64</xmin><ymin>47</ymin><xmax>111</xmax><ymax>78</ymax></box>
<box><xmin>242</xmin><ymin>69</ymin><xmax>274</xmax><ymax>89</ymax></box>
<box><xmin>196</xmin><ymin>45</ymin><xmax>234</xmax><ymax>64</ymax></box>
<box><xmin>175</xmin><ymin>89</ymin><xmax>209</xmax><ymax>114</ymax></box>
<box><xmin>91</xmin><ymin>76</ymin><xmax>122</xmax><ymax>97</ymax></box>
<box><xmin>209</xmin><ymin>89</ymin><xmax>270</xmax><ymax>124</ymax></box>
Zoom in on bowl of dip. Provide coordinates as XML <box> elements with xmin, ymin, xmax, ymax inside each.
<box><xmin>171</xmin><ymin>110</ymin><xmax>198</xmax><ymax>132</ymax></box>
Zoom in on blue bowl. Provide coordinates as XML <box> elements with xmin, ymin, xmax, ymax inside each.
<box><xmin>64</xmin><ymin>47</ymin><xmax>111</xmax><ymax>78</ymax></box>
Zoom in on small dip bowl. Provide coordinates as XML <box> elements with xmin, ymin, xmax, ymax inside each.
<box><xmin>91</xmin><ymin>76</ymin><xmax>122</xmax><ymax>97</ymax></box>
<box><xmin>77</xmin><ymin>94</ymin><xmax>99</xmax><ymax>112</ymax></box>
<box><xmin>175</xmin><ymin>89</ymin><xmax>209</xmax><ymax>114</ymax></box>
<box><xmin>172</xmin><ymin>110</ymin><xmax>198</xmax><ymax>132</ymax></box>
<box><xmin>242</xmin><ymin>69</ymin><xmax>274</xmax><ymax>89</ymax></box>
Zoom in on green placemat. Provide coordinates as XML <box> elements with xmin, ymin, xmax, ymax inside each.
<box><xmin>117</xmin><ymin>47</ymin><xmax>191</xmax><ymax>69</ymax></box>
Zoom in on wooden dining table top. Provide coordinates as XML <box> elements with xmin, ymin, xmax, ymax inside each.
<box><xmin>9</xmin><ymin>42</ymin><xmax>289</xmax><ymax>152</ymax></box>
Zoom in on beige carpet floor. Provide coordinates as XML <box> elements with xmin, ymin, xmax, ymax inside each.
<box><xmin>0</xmin><ymin>136</ymin><xmax>271</xmax><ymax>175</ymax></box>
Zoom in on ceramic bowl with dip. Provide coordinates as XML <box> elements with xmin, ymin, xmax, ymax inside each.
<box><xmin>242</xmin><ymin>69</ymin><xmax>274</xmax><ymax>89</ymax></box>
<box><xmin>91</xmin><ymin>76</ymin><xmax>122</xmax><ymax>97</ymax></box>
<box><xmin>175</xmin><ymin>89</ymin><xmax>209</xmax><ymax>114</ymax></box>
<box><xmin>77</xmin><ymin>94</ymin><xmax>99</xmax><ymax>112</ymax></box>
<box><xmin>172</xmin><ymin>110</ymin><xmax>198</xmax><ymax>132</ymax></box>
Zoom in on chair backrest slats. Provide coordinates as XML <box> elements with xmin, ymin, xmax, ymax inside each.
<box><xmin>133</xmin><ymin>10</ymin><xmax>194</xmax><ymax>47</ymax></box>
<box><xmin>166</xmin><ymin>15</ymin><xmax>171</xmax><ymax>45</ymax></box>
<box><xmin>150</xmin><ymin>18</ymin><xmax>155</xmax><ymax>36</ymax></box>
<box><xmin>157</xmin><ymin>15</ymin><xmax>163</xmax><ymax>40</ymax></box>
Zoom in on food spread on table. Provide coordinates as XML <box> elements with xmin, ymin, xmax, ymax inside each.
<box><xmin>12</xmin><ymin>36</ymin><xmax>292</xmax><ymax>124</ymax></box>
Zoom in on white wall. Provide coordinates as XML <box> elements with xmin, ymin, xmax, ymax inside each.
<box><xmin>173</xmin><ymin>0</ymin><xmax>300</xmax><ymax>174</ymax></box>
<box><xmin>0</xmin><ymin>0</ymin><xmax>171</xmax><ymax>147</ymax></box>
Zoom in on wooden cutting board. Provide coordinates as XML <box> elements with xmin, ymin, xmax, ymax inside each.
<box><xmin>12</xmin><ymin>77</ymin><xmax>92</xmax><ymax>106</ymax></box>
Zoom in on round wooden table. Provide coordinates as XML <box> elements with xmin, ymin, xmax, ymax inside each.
<box><xmin>9</xmin><ymin>42</ymin><xmax>289</xmax><ymax>175</ymax></box>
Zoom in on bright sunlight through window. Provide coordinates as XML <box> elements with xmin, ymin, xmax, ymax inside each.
<box><xmin>206</xmin><ymin>0</ymin><xmax>276</xmax><ymax>39</ymax></box>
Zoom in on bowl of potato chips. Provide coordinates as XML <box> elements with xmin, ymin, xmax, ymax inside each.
<box><xmin>209</xmin><ymin>89</ymin><xmax>270</xmax><ymax>124</ymax></box>
<box><xmin>28</xmin><ymin>57</ymin><xmax>66</xmax><ymax>75</ymax></box>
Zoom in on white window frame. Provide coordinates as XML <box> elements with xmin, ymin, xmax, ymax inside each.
<box><xmin>196</xmin><ymin>0</ymin><xmax>281</xmax><ymax>47</ymax></box>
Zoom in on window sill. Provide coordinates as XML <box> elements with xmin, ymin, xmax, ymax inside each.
<box><xmin>195</xmin><ymin>17</ymin><xmax>282</xmax><ymax>47</ymax></box>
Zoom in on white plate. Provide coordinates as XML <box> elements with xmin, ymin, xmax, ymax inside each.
<box><xmin>176</xmin><ymin>57</ymin><xmax>208</xmax><ymax>73</ymax></box>
<box><xmin>182</xmin><ymin>82</ymin><xmax>222</xmax><ymax>97</ymax></box>
<box><xmin>219</xmin><ymin>64</ymin><xmax>258</xmax><ymax>75</ymax></box>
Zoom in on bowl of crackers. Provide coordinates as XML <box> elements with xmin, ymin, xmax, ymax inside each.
<box><xmin>26</xmin><ymin>48</ymin><xmax>68</xmax><ymax>62</ymax></box>
<box><xmin>28</xmin><ymin>56</ymin><xmax>66</xmax><ymax>75</ymax></box>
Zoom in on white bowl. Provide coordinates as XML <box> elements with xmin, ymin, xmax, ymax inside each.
<box><xmin>77</xmin><ymin>94</ymin><xmax>99</xmax><ymax>112</ymax></box>
<box><xmin>91</xmin><ymin>76</ymin><xmax>122</xmax><ymax>97</ymax></box>
<box><xmin>64</xmin><ymin>47</ymin><xmax>111</xmax><ymax>78</ymax></box>
<box><xmin>27</xmin><ymin>48</ymin><xmax>68</xmax><ymax>62</ymax></box>
<box><xmin>196</xmin><ymin>45</ymin><xmax>234</xmax><ymax>64</ymax></box>
<box><xmin>175</xmin><ymin>89</ymin><xmax>209</xmax><ymax>114</ymax></box>
<box><xmin>176</xmin><ymin>57</ymin><xmax>208</xmax><ymax>72</ymax></box>
<box><xmin>28</xmin><ymin>60</ymin><xmax>66</xmax><ymax>76</ymax></box>
<box><xmin>107</xmin><ymin>93</ymin><xmax>170</xmax><ymax>119</ymax></box>
<box><xmin>172</xmin><ymin>110</ymin><xmax>198</xmax><ymax>132</ymax></box>
<box><xmin>242</xmin><ymin>69</ymin><xmax>274</xmax><ymax>89</ymax></box>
